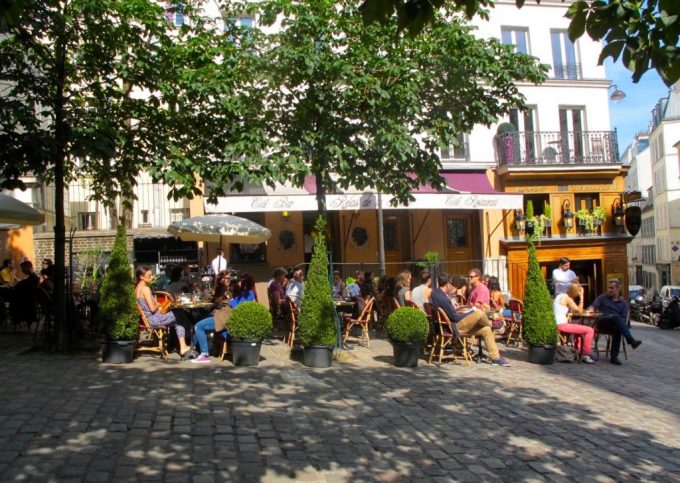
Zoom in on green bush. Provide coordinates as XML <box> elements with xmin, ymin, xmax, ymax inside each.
<box><xmin>98</xmin><ymin>224</ymin><xmax>138</xmax><ymax>341</ymax></box>
<box><xmin>228</xmin><ymin>302</ymin><xmax>273</xmax><ymax>340</ymax></box>
<box><xmin>299</xmin><ymin>216</ymin><xmax>337</xmax><ymax>347</ymax></box>
<box><xmin>386</xmin><ymin>307</ymin><xmax>430</xmax><ymax>344</ymax></box>
<box><xmin>523</xmin><ymin>242</ymin><xmax>557</xmax><ymax>345</ymax></box>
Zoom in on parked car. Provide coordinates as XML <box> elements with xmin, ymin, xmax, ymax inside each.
<box><xmin>659</xmin><ymin>285</ymin><xmax>680</xmax><ymax>302</ymax></box>
<box><xmin>629</xmin><ymin>285</ymin><xmax>646</xmax><ymax>300</ymax></box>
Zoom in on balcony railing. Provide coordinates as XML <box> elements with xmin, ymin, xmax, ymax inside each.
<box><xmin>494</xmin><ymin>130</ymin><xmax>619</xmax><ymax>166</ymax></box>
<box><xmin>552</xmin><ymin>63</ymin><xmax>582</xmax><ymax>80</ymax></box>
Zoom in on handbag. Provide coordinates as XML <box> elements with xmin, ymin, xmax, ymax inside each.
<box><xmin>213</xmin><ymin>305</ymin><xmax>233</xmax><ymax>332</ymax></box>
<box><xmin>554</xmin><ymin>345</ymin><xmax>578</xmax><ymax>363</ymax></box>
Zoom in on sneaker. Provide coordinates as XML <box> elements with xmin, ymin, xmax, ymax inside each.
<box><xmin>581</xmin><ymin>355</ymin><xmax>596</xmax><ymax>364</ymax></box>
<box><xmin>190</xmin><ymin>354</ymin><xmax>211</xmax><ymax>363</ymax></box>
<box><xmin>491</xmin><ymin>357</ymin><xmax>512</xmax><ymax>367</ymax></box>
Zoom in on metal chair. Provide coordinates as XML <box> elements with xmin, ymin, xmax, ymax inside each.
<box><xmin>283</xmin><ymin>296</ymin><xmax>299</xmax><ymax>348</ymax></box>
<box><xmin>428</xmin><ymin>307</ymin><xmax>476</xmax><ymax>367</ymax></box>
<box><xmin>593</xmin><ymin>314</ymin><xmax>628</xmax><ymax>361</ymax></box>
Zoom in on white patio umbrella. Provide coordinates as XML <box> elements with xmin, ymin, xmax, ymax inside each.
<box><xmin>167</xmin><ymin>214</ymin><xmax>271</xmax><ymax>244</ymax></box>
<box><xmin>0</xmin><ymin>193</ymin><xmax>45</xmax><ymax>225</ymax></box>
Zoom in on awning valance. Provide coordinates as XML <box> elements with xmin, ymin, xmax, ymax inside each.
<box><xmin>205</xmin><ymin>172</ymin><xmax>522</xmax><ymax>213</ymax></box>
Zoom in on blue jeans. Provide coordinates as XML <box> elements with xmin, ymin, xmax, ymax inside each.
<box><xmin>598</xmin><ymin>314</ymin><xmax>633</xmax><ymax>360</ymax></box>
<box><xmin>194</xmin><ymin>316</ymin><xmax>229</xmax><ymax>355</ymax></box>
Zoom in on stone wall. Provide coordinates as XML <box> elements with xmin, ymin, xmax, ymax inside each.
<box><xmin>33</xmin><ymin>230</ymin><xmax>133</xmax><ymax>265</ymax></box>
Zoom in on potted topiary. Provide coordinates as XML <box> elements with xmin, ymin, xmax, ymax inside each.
<box><xmin>99</xmin><ymin>223</ymin><xmax>139</xmax><ymax>363</ymax></box>
<box><xmin>228</xmin><ymin>301</ymin><xmax>273</xmax><ymax>366</ymax></box>
<box><xmin>576</xmin><ymin>208</ymin><xmax>595</xmax><ymax>235</ymax></box>
<box><xmin>523</xmin><ymin>242</ymin><xmax>558</xmax><ymax>364</ymax></box>
<box><xmin>386</xmin><ymin>307</ymin><xmax>430</xmax><ymax>367</ymax></box>
<box><xmin>298</xmin><ymin>216</ymin><xmax>337</xmax><ymax>368</ymax></box>
<box><xmin>592</xmin><ymin>205</ymin><xmax>607</xmax><ymax>227</ymax></box>
<box><xmin>415</xmin><ymin>250</ymin><xmax>440</xmax><ymax>287</ymax></box>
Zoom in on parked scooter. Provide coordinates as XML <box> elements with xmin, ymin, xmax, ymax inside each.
<box><xmin>629</xmin><ymin>294</ymin><xmax>648</xmax><ymax>322</ymax></box>
<box><xmin>639</xmin><ymin>295</ymin><xmax>663</xmax><ymax>326</ymax></box>
<box><xmin>658</xmin><ymin>296</ymin><xmax>680</xmax><ymax>329</ymax></box>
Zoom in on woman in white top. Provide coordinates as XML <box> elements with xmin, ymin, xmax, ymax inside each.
<box><xmin>553</xmin><ymin>282</ymin><xmax>596</xmax><ymax>364</ymax></box>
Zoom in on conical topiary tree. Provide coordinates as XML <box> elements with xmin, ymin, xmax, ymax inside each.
<box><xmin>298</xmin><ymin>216</ymin><xmax>337</xmax><ymax>347</ymax></box>
<box><xmin>523</xmin><ymin>241</ymin><xmax>557</xmax><ymax>346</ymax></box>
<box><xmin>98</xmin><ymin>223</ymin><xmax>138</xmax><ymax>340</ymax></box>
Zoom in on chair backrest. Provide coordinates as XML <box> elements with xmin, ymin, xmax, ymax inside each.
<box><xmin>452</xmin><ymin>293</ymin><xmax>466</xmax><ymax>305</ymax></box>
<box><xmin>154</xmin><ymin>291</ymin><xmax>174</xmax><ymax>303</ymax></box>
<box><xmin>136</xmin><ymin>303</ymin><xmax>152</xmax><ymax>330</ymax></box>
<box><xmin>508</xmin><ymin>299</ymin><xmax>524</xmax><ymax>313</ymax></box>
<box><xmin>434</xmin><ymin>307</ymin><xmax>455</xmax><ymax>335</ymax></box>
<box><xmin>405</xmin><ymin>299</ymin><xmax>426</xmax><ymax>314</ymax></box>
<box><xmin>594</xmin><ymin>315</ymin><xmax>619</xmax><ymax>335</ymax></box>
<box><xmin>423</xmin><ymin>302</ymin><xmax>435</xmax><ymax>318</ymax></box>
<box><xmin>286</xmin><ymin>296</ymin><xmax>298</xmax><ymax>322</ymax></box>
<box><xmin>357</xmin><ymin>297</ymin><xmax>375</xmax><ymax>322</ymax></box>
<box><xmin>35</xmin><ymin>287</ymin><xmax>54</xmax><ymax>317</ymax></box>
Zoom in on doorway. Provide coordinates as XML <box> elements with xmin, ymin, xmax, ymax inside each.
<box><xmin>444</xmin><ymin>215</ymin><xmax>474</xmax><ymax>276</ymax></box>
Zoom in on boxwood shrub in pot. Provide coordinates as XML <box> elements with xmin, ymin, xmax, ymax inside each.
<box><xmin>386</xmin><ymin>307</ymin><xmax>430</xmax><ymax>367</ymax></box>
<box><xmin>299</xmin><ymin>216</ymin><xmax>337</xmax><ymax>368</ymax></box>
<box><xmin>228</xmin><ymin>301</ymin><xmax>273</xmax><ymax>366</ymax></box>
<box><xmin>98</xmin><ymin>223</ymin><xmax>139</xmax><ymax>363</ymax></box>
<box><xmin>523</xmin><ymin>242</ymin><xmax>558</xmax><ymax>364</ymax></box>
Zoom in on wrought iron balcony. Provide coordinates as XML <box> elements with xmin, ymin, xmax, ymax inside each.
<box><xmin>494</xmin><ymin>130</ymin><xmax>619</xmax><ymax>166</ymax></box>
<box><xmin>552</xmin><ymin>63</ymin><xmax>582</xmax><ymax>80</ymax></box>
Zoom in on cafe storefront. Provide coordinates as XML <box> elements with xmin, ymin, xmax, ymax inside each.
<box><xmin>204</xmin><ymin>172</ymin><xmax>522</xmax><ymax>280</ymax></box>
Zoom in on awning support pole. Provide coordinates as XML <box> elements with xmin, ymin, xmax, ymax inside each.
<box><xmin>486</xmin><ymin>210</ymin><xmax>514</xmax><ymax>257</ymax></box>
<box><xmin>377</xmin><ymin>191</ymin><xmax>386</xmax><ymax>278</ymax></box>
<box><xmin>412</xmin><ymin>210</ymin><xmax>431</xmax><ymax>246</ymax></box>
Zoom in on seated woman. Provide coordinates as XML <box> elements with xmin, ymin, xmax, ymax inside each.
<box><xmin>192</xmin><ymin>271</ymin><xmax>256</xmax><ymax>364</ymax></box>
<box><xmin>553</xmin><ymin>282</ymin><xmax>596</xmax><ymax>364</ymax></box>
<box><xmin>332</xmin><ymin>271</ymin><xmax>345</xmax><ymax>300</ymax></box>
<box><xmin>135</xmin><ymin>266</ymin><xmax>190</xmax><ymax>358</ymax></box>
<box><xmin>487</xmin><ymin>276</ymin><xmax>507</xmax><ymax>331</ymax></box>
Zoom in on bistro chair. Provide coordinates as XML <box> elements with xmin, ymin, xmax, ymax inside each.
<box><xmin>422</xmin><ymin>302</ymin><xmax>437</xmax><ymax>354</ymax></box>
<box><xmin>593</xmin><ymin>314</ymin><xmax>628</xmax><ymax>361</ymax></box>
<box><xmin>135</xmin><ymin>303</ymin><xmax>169</xmax><ymax>359</ymax></box>
<box><xmin>505</xmin><ymin>299</ymin><xmax>524</xmax><ymax>346</ymax></box>
<box><xmin>374</xmin><ymin>296</ymin><xmax>399</xmax><ymax>337</ymax></box>
<box><xmin>283</xmin><ymin>296</ymin><xmax>299</xmax><ymax>348</ymax></box>
<box><xmin>34</xmin><ymin>287</ymin><xmax>55</xmax><ymax>348</ymax></box>
<box><xmin>343</xmin><ymin>296</ymin><xmax>374</xmax><ymax>347</ymax></box>
<box><xmin>428</xmin><ymin>307</ymin><xmax>476</xmax><ymax>367</ymax></box>
<box><xmin>154</xmin><ymin>291</ymin><xmax>174</xmax><ymax>314</ymax></box>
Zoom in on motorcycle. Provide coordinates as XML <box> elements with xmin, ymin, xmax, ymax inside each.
<box><xmin>629</xmin><ymin>294</ymin><xmax>648</xmax><ymax>322</ymax></box>
<box><xmin>658</xmin><ymin>296</ymin><xmax>680</xmax><ymax>329</ymax></box>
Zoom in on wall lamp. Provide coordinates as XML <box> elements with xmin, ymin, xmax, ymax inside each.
<box><xmin>514</xmin><ymin>210</ymin><xmax>526</xmax><ymax>232</ymax></box>
<box><xmin>562</xmin><ymin>200</ymin><xmax>574</xmax><ymax>229</ymax></box>
<box><xmin>282</xmin><ymin>210</ymin><xmax>290</xmax><ymax>218</ymax></box>
<box><xmin>609</xmin><ymin>84</ymin><xmax>626</xmax><ymax>102</ymax></box>
<box><xmin>613</xmin><ymin>199</ymin><xmax>625</xmax><ymax>229</ymax></box>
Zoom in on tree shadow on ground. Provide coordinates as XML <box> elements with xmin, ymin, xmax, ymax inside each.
<box><xmin>1</xmin><ymin>341</ymin><xmax>679</xmax><ymax>482</ymax></box>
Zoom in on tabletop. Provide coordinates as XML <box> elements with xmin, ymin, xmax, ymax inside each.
<box><xmin>570</xmin><ymin>312</ymin><xmax>602</xmax><ymax>326</ymax></box>
<box><xmin>174</xmin><ymin>301</ymin><xmax>213</xmax><ymax>310</ymax></box>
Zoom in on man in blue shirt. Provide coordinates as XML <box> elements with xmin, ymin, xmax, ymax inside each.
<box><xmin>588</xmin><ymin>278</ymin><xmax>642</xmax><ymax>365</ymax></box>
<box><xmin>430</xmin><ymin>273</ymin><xmax>511</xmax><ymax>367</ymax></box>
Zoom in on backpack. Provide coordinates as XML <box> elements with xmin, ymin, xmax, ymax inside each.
<box><xmin>554</xmin><ymin>345</ymin><xmax>578</xmax><ymax>363</ymax></box>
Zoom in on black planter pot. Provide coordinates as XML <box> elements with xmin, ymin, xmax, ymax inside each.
<box><xmin>101</xmin><ymin>340</ymin><xmax>136</xmax><ymax>364</ymax></box>
<box><xmin>231</xmin><ymin>340</ymin><xmax>262</xmax><ymax>366</ymax></box>
<box><xmin>303</xmin><ymin>345</ymin><xmax>333</xmax><ymax>368</ymax></box>
<box><xmin>392</xmin><ymin>342</ymin><xmax>422</xmax><ymax>367</ymax></box>
<box><xmin>527</xmin><ymin>344</ymin><xmax>556</xmax><ymax>365</ymax></box>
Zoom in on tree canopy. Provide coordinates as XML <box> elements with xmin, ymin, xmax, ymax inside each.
<box><xmin>360</xmin><ymin>0</ymin><xmax>680</xmax><ymax>86</ymax></box>
<box><xmin>247</xmin><ymin>0</ymin><xmax>547</xmax><ymax>208</ymax></box>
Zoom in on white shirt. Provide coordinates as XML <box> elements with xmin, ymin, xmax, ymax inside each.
<box><xmin>286</xmin><ymin>279</ymin><xmax>304</xmax><ymax>309</ymax></box>
<box><xmin>211</xmin><ymin>254</ymin><xmax>227</xmax><ymax>274</ymax></box>
<box><xmin>553</xmin><ymin>293</ymin><xmax>570</xmax><ymax>325</ymax></box>
<box><xmin>552</xmin><ymin>268</ymin><xmax>577</xmax><ymax>295</ymax></box>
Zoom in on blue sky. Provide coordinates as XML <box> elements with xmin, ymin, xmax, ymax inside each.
<box><xmin>605</xmin><ymin>58</ymin><xmax>670</xmax><ymax>154</ymax></box>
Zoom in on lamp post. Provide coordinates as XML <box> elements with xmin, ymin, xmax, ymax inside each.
<box><xmin>562</xmin><ymin>200</ymin><xmax>574</xmax><ymax>229</ymax></box>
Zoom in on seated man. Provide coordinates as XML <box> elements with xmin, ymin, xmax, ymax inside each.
<box><xmin>430</xmin><ymin>273</ymin><xmax>511</xmax><ymax>367</ymax></box>
<box><xmin>285</xmin><ymin>268</ymin><xmax>305</xmax><ymax>310</ymax></box>
<box><xmin>587</xmin><ymin>278</ymin><xmax>642</xmax><ymax>365</ymax></box>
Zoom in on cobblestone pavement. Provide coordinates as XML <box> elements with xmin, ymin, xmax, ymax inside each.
<box><xmin>0</xmin><ymin>321</ymin><xmax>679</xmax><ymax>482</ymax></box>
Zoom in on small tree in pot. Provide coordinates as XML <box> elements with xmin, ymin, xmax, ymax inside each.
<box><xmin>99</xmin><ymin>223</ymin><xmax>138</xmax><ymax>363</ymax></box>
<box><xmin>228</xmin><ymin>301</ymin><xmax>273</xmax><ymax>366</ymax></box>
<box><xmin>298</xmin><ymin>216</ymin><xmax>337</xmax><ymax>367</ymax></box>
<box><xmin>523</xmin><ymin>242</ymin><xmax>558</xmax><ymax>364</ymax></box>
<box><xmin>386</xmin><ymin>307</ymin><xmax>430</xmax><ymax>367</ymax></box>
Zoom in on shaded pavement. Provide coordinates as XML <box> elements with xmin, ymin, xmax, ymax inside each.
<box><xmin>0</xmin><ymin>321</ymin><xmax>679</xmax><ymax>482</ymax></box>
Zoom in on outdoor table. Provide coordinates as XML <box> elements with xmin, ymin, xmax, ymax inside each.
<box><xmin>571</xmin><ymin>312</ymin><xmax>601</xmax><ymax>327</ymax></box>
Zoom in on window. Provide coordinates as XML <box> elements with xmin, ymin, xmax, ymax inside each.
<box><xmin>165</xmin><ymin>2</ymin><xmax>184</xmax><ymax>26</ymax></box>
<box><xmin>575</xmin><ymin>194</ymin><xmax>598</xmax><ymax>212</ymax></box>
<box><xmin>501</xmin><ymin>27</ymin><xmax>529</xmax><ymax>54</ymax></box>
<box><xmin>170</xmin><ymin>208</ymin><xmax>189</xmax><ymax>223</ymax></box>
<box><xmin>440</xmin><ymin>133</ymin><xmax>468</xmax><ymax>161</ymax></box>
<box><xmin>78</xmin><ymin>212</ymin><xmax>97</xmax><ymax>230</ymax></box>
<box><xmin>551</xmin><ymin>30</ymin><xmax>579</xmax><ymax>79</ymax></box>
<box><xmin>141</xmin><ymin>209</ymin><xmax>149</xmax><ymax>225</ymax></box>
<box><xmin>559</xmin><ymin>107</ymin><xmax>585</xmax><ymax>161</ymax></box>
<box><xmin>508</xmin><ymin>107</ymin><xmax>537</xmax><ymax>162</ymax></box>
